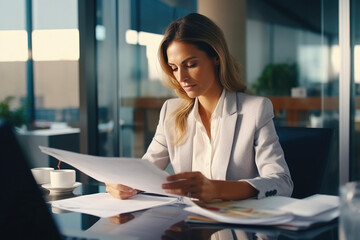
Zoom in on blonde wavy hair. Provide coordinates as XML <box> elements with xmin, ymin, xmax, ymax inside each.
<box><xmin>158</xmin><ymin>13</ymin><xmax>246</xmax><ymax>144</ymax></box>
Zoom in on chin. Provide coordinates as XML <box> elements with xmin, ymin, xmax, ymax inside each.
<box><xmin>185</xmin><ymin>92</ymin><xmax>198</xmax><ymax>99</ymax></box>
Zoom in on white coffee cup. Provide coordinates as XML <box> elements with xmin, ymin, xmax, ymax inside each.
<box><xmin>50</xmin><ymin>169</ymin><xmax>76</xmax><ymax>188</ymax></box>
<box><xmin>31</xmin><ymin>167</ymin><xmax>54</xmax><ymax>184</ymax></box>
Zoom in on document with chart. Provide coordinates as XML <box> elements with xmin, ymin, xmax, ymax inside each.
<box><xmin>184</xmin><ymin>194</ymin><xmax>340</xmax><ymax>229</ymax></box>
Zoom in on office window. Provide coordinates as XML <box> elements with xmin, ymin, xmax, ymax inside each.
<box><xmin>0</xmin><ymin>0</ymin><xmax>79</xmax><ymax>129</ymax></box>
<box><xmin>32</xmin><ymin>0</ymin><xmax>79</xmax><ymax>126</ymax></box>
<box><xmin>96</xmin><ymin>0</ymin><xmax>195</xmax><ymax>157</ymax></box>
<box><xmin>351</xmin><ymin>0</ymin><xmax>360</xmax><ymax>181</ymax></box>
<box><xmin>246</xmin><ymin>0</ymin><xmax>339</xmax><ymax>194</ymax></box>
<box><xmin>0</xmin><ymin>0</ymin><xmax>27</xmax><ymax>118</ymax></box>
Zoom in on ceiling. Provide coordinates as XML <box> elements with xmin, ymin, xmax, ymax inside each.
<box><xmin>247</xmin><ymin>0</ymin><xmax>339</xmax><ymax>37</ymax></box>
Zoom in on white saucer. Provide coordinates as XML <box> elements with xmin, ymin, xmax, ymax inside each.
<box><xmin>42</xmin><ymin>182</ymin><xmax>82</xmax><ymax>195</ymax></box>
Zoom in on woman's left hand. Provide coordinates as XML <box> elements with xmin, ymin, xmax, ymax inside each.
<box><xmin>162</xmin><ymin>171</ymin><xmax>217</xmax><ymax>202</ymax></box>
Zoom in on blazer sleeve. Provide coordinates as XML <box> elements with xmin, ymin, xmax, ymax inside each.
<box><xmin>244</xmin><ymin>98</ymin><xmax>294</xmax><ymax>198</ymax></box>
<box><xmin>141</xmin><ymin>100</ymin><xmax>171</xmax><ymax>170</ymax></box>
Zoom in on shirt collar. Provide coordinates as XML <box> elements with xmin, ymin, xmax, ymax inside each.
<box><xmin>213</xmin><ymin>88</ymin><xmax>225</xmax><ymax>119</ymax></box>
<box><xmin>193</xmin><ymin>88</ymin><xmax>225</xmax><ymax>122</ymax></box>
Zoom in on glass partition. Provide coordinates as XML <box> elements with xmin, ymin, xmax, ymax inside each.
<box><xmin>96</xmin><ymin>0</ymin><xmax>195</xmax><ymax>158</ymax></box>
<box><xmin>0</xmin><ymin>0</ymin><xmax>79</xmax><ymax>129</ymax></box>
<box><xmin>0</xmin><ymin>0</ymin><xmax>27</xmax><ymax>126</ymax></box>
<box><xmin>246</xmin><ymin>0</ymin><xmax>339</xmax><ymax>194</ymax></box>
<box><xmin>351</xmin><ymin>0</ymin><xmax>360</xmax><ymax>181</ymax></box>
<box><xmin>32</xmin><ymin>0</ymin><xmax>79</xmax><ymax>128</ymax></box>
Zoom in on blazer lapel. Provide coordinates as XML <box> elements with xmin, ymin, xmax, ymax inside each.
<box><xmin>176</xmin><ymin>107</ymin><xmax>195</xmax><ymax>172</ymax></box>
<box><xmin>213</xmin><ymin>91</ymin><xmax>238</xmax><ymax>180</ymax></box>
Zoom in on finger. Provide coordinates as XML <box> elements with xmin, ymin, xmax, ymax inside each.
<box><xmin>107</xmin><ymin>190</ymin><xmax>121</xmax><ymax>199</ymax></box>
<box><xmin>166</xmin><ymin>172</ymin><xmax>198</xmax><ymax>181</ymax></box>
<box><xmin>162</xmin><ymin>177</ymin><xmax>195</xmax><ymax>190</ymax></box>
<box><xmin>119</xmin><ymin>185</ymin><xmax>137</xmax><ymax>192</ymax></box>
<box><xmin>106</xmin><ymin>183</ymin><xmax>136</xmax><ymax>192</ymax></box>
<box><xmin>120</xmin><ymin>192</ymin><xmax>136</xmax><ymax>199</ymax></box>
<box><xmin>108</xmin><ymin>189</ymin><xmax>136</xmax><ymax>199</ymax></box>
<box><xmin>164</xmin><ymin>189</ymin><xmax>185</xmax><ymax>196</ymax></box>
<box><xmin>106</xmin><ymin>186</ymin><xmax>138</xmax><ymax>199</ymax></box>
<box><xmin>163</xmin><ymin>184</ymin><xmax>199</xmax><ymax>197</ymax></box>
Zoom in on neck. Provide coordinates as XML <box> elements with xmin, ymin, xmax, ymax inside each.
<box><xmin>198</xmin><ymin>88</ymin><xmax>223</xmax><ymax>117</ymax></box>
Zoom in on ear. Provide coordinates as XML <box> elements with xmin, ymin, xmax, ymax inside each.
<box><xmin>214</xmin><ymin>56</ymin><xmax>220</xmax><ymax>65</ymax></box>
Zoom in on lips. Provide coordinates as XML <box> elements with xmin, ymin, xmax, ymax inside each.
<box><xmin>182</xmin><ymin>84</ymin><xmax>196</xmax><ymax>91</ymax></box>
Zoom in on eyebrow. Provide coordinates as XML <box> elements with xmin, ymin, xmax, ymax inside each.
<box><xmin>168</xmin><ymin>56</ymin><xmax>198</xmax><ymax>66</ymax></box>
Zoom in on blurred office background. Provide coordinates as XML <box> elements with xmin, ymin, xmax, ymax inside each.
<box><xmin>0</xmin><ymin>0</ymin><xmax>359</xmax><ymax>195</ymax></box>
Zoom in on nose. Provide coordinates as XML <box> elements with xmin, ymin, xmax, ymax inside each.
<box><xmin>177</xmin><ymin>67</ymin><xmax>188</xmax><ymax>83</ymax></box>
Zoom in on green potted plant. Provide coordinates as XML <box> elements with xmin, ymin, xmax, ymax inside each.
<box><xmin>251</xmin><ymin>63</ymin><xmax>298</xmax><ymax>96</ymax></box>
<box><xmin>0</xmin><ymin>96</ymin><xmax>27</xmax><ymax>127</ymax></box>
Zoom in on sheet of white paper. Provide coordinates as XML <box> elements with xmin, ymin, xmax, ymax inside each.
<box><xmin>277</xmin><ymin>208</ymin><xmax>340</xmax><ymax>230</ymax></box>
<box><xmin>51</xmin><ymin>193</ymin><xmax>178</xmax><ymax>218</ymax></box>
<box><xmin>40</xmin><ymin>146</ymin><xmax>170</xmax><ymax>196</ymax></box>
<box><xmin>228</xmin><ymin>194</ymin><xmax>339</xmax><ymax>217</ymax></box>
<box><xmin>277</xmin><ymin>194</ymin><xmax>339</xmax><ymax>217</ymax></box>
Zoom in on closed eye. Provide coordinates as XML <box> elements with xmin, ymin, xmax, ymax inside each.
<box><xmin>186</xmin><ymin>63</ymin><xmax>197</xmax><ymax>68</ymax></box>
<box><xmin>168</xmin><ymin>64</ymin><xmax>178</xmax><ymax>72</ymax></box>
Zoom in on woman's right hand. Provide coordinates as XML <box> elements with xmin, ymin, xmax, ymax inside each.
<box><xmin>105</xmin><ymin>183</ymin><xmax>139</xmax><ymax>199</ymax></box>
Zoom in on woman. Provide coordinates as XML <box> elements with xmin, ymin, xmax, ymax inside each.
<box><xmin>106</xmin><ymin>13</ymin><xmax>293</xmax><ymax>202</ymax></box>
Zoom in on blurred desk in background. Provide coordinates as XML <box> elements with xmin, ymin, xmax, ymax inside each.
<box><xmin>16</xmin><ymin>127</ymin><xmax>79</xmax><ymax>168</ymax></box>
<box><xmin>121</xmin><ymin>97</ymin><xmax>169</xmax><ymax>157</ymax></box>
<box><xmin>269</xmin><ymin>96</ymin><xmax>360</xmax><ymax>126</ymax></box>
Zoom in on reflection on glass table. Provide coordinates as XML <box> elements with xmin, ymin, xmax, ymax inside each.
<box><xmin>46</xmin><ymin>184</ymin><xmax>339</xmax><ymax>240</ymax></box>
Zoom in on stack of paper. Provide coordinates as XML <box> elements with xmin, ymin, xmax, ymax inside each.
<box><xmin>184</xmin><ymin>194</ymin><xmax>339</xmax><ymax>230</ymax></box>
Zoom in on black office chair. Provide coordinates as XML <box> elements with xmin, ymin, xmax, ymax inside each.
<box><xmin>276</xmin><ymin>126</ymin><xmax>334</xmax><ymax>199</ymax></box>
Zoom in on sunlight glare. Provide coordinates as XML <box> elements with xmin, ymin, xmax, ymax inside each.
<box><xmin>355</xmin><ymin>45</ymin><xmax>360</xmax><ymax>83</ymax></box>
<box><xmin>0</xmin><ymin>30</ymin><xmax>28</xmax><ymax>62</ymax></box>
<box><xmin>32</xmin><ymin>29</ymin><xmax>79</xmax><ymax>61</ymax></box>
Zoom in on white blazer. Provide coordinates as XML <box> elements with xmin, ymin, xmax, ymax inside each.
<box><xmin>142</xmin><ymin>90</ymin><xmax>293</xmax><ymax>198</ymax></box>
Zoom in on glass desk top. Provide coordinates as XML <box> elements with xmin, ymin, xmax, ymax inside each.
<box><xmin>43</xmin><ymin>184</ymin><xmax>339</xmax><ymax>240</ymax></box>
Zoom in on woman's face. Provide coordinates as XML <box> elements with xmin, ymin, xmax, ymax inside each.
<box><xmin>166</xmin><ymin>41</ymin><xmax>222</xmax><ymax>100</ymax></box>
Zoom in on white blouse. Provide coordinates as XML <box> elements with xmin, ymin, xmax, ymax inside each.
<box><xmin>192</xmin><ymin>89</ymin><xmax>225</xmax><ymax>179</ymax></box>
